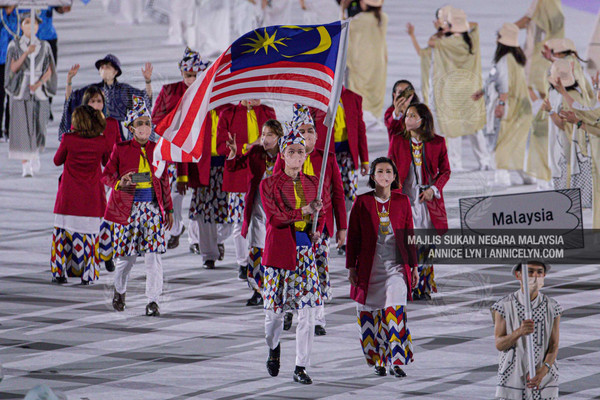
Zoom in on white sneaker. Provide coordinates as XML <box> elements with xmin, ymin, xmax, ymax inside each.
<box><xmin>22</xmin><ymin>161</ymin><xmax>33</xmax><ymax>177</ymax></box>
<box><xmin>31</xmin><ymin>155</ymin><xmax>41</xmax><ymax>173</ymax></box>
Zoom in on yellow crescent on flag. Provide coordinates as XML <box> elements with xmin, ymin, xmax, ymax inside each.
<box><xmin>279</xmin><ymin>25</ymin><xmax>332</xmax><ymax>58</ymax></box>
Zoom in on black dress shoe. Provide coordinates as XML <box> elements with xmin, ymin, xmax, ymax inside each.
<box><xmin>374</xmin><ymin>366</ymin><xmax>387</xmax><ymax>376</ymax></box>
<box><xmin>422</xmin><ymin>292</ymin><xmax>432</xmax><ymax>300</ymax></box>
<box><xmin>204</xmin><ymin>260</ymin><xmax>215</xmax><ymax>269</ymax></box>
<box><xmin>412</xmin><ymin>290</ymin><xmax>422</xmax><ymax>301</ymax></box>
<box><xmin>266</xmin><ymin>344</ymin><xmax>280</xmax><ymax>377</ymax></box>
<box><xmin>52</xmin><ymin>276</ymin><xmax>68</xmax><ymax>284</ymax></box>
<box><xmin>389</xmin><ymin>365</ymin><xmax>407</xmax><ymax>378</ymax></box>
<box><xmin>167</xmin><ymin>226</ymin><xmax>185</xmax><ymax>249</ymax></box>
<box><xmin>283</xmin><ymin>312</ymin><xmax>293</xmax><ymax>331</ymax></box>
<box><xmin>314</xmin><ymin>325</ymin><xmax>326</xmax><ymax>336</ymax></box>
<box><xmin>112</xmin><ymin>290</ymin><xmax>125</xmax><ymax>312</ymax></box>
<box><xmin>146</xmin><ymin>301</ymin><xmax>160</xmax><ymax>317</ymax></box>
<box><xmin>80</xmin><ymin>280</ymin><xmax>90</xmax><ymax>286</ymax></box>
<box><xmin>189</xmin><ymin>244</ymin><xmax>200</xmax><ymax>255</ymax></box>
<box><xmin>293</xmin><ymin>368</ymin><xmax>312</xmax><ymax>384</ymax></box>
<box><xmin>238</xmin><ymin>265</ymin><xmax>248</xmax><ymax>280</ymax></box>
<box><xmin>218</xmin><ymin>243</ymin><xmax>225</xmax><ymax>260</ymax></box>
<box><xmin>246</xmin><ymin>291</ymin><xmax>263</xmax><ymax>306</ymax></box>
<box><xmin>105</xmin><ymin>259</ymin><xmax>115</xmax><ymax>272</ymax></box>
<box><xmin>337</xmin><ymin>244</ymin><xmax>346</xmax><ymax>255</ymax></box>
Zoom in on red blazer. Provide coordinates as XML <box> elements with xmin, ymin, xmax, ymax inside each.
<box><xmin>152</xmin><ymin>80</ymin><xmax>189</xmax><ymax>181</ymax></box>
<box><xmin>260</xmin><ymin>171</ymin><xmax>328</xmax><ymax>270</ymax></box>
<box><xmin>310</xmin><ymin>87</ymin><xmax>369</xmax><ymax>167</ymax></box>
<box><xmin>346</xmin><ymin>190</ymin><xmax>418</xmax><ymax>304</ymax></box>
<box><xmin>53</xmin><ymin>132</ymin><xmax>111</xmax><ymax>217</ymax></box>
<box><xmin>388</xmin><ymin>134</ymin><xmax>451</xmax><ymax>234</ymax></box>
<box><xmin>384</xmin><ymin>105</ymin><xmax>405</xmax><ymax>144</ymax></box>
<box><xmin>225</xmin><ymin>145</ymin><xmax>276</xmax><ymax>238</ymax></box>
<box><xmin>104</xmin><ymin>117</ymin><xmax>121</xmax><ymax>156</ymax></box>
<box><xmin>101</xmin><ymin>140</ymin><xmax>173</xmax><ymax>225</ymax></box>
<box><xmin>274</xmin><ymin>148</ymin><xmax>347</xmax><ymax>236</ymax></box>
<box><xmin>152</xmin><ymin>81</ymin><xmax>187</xmax><ymax>127</ymax></box>
<box><xmin>216</xmin><ymin>103</ymin><xmax>276</xmax><ymax>192</ymax></box>
<box><xmin>176</xmin><ymin>104</ymin><xmax>233</xmax><ymax>188</ymax></box>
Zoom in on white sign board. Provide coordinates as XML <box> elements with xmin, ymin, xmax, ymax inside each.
<box><xmin>459</xmin><ymin>189</ymin><xmax>584</xmax><ymax>248</ymax></box>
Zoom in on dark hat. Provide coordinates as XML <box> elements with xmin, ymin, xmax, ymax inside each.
<box><xmin>95</xmin><ymin>54</ymin><xmax>122</xmax><ymax>77</ymax></box>
<box><xmin>512</xmin><ymin>260</ymin><xmax>551</xmax><ymax>275</ymax></box>
<box><xmin>20</xmin><ymin>10</ymin><xmax>43</xmax><ymax>24</ymax></box>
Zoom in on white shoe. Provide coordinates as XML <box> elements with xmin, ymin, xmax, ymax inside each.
<box><xmin>22</xmin><ymin>161</ymin><xmax>33</xmax><ymax>177</ymax></box>
<box><xmin>31</xmin><ymin>155</ymin><xmax>41</xmax><ymax>173</ymax></box>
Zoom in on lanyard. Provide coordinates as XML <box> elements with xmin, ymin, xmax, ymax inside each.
<box><xmin>0</xmin><ymin>11</ymin><xmax>21</xmax><ymax>40</ymax></box>
<box><xmin>409</xmin><ymin>140</ymin><xmax>430</xmax><ymax>187</ymax></box>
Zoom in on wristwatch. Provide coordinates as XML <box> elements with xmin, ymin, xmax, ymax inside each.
<box><xmin>543</xmin><ymin>361</ymin><xmax>552</xmax><ymax>370</ymax></box>
<box><xmin>576</xmin><ymin>120</ymin><xmax>583</xmax><ymax>129</ymax></box>
<box><xmin>498</xmin><ymin>100</ymin><xmax>506</xmax><ymax>106</ymax></box>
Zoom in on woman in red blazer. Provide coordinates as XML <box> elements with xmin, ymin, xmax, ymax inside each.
<box><xmin>260</xmin><ymin>126</ymin><xmax>328</xmax><ymax>385</ymax></box>
<box><xmin>384</xmin><ymin>79</ymin><xmax>420</xmax><ymax>145</ymax></box>
<box><xmin>225</xmin><ymin>119</ymin><xmax>283</xmax><ymax>306</ymax></box>
<box><xmin>346</xmin><ymin>157</ymin><xmax>419</xmax><ymax>378</ymax></box>
<box><xmin>388</xmin><ymin>103</ymin><xmax>451</xmax><ymax>301</ymax></box>
<box><xmin>79</xmin><ymin>85</ymin><xmax>122</xmax><ymax>270</ymax></box>
<box><xmin>51</xmin><ymin>106</ymin><xmax>110</xmax><ymax>285</ymax></box>
<box><xmin>101</xmin><ymin>96</ymin><xmax>173</xmax><ymax>318</ymax></box>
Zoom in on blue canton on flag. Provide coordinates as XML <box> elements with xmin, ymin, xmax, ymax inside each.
<box><xmin>230</xmin><ymin>22</ymin><xmax>342</xmax><ymax>73</ymax></box>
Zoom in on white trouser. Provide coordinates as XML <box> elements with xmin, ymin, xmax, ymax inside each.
<box><xmin>314</xmin><ymin>304</ymin><xmax>326</xmax><ymax>327</ymax></box>
<box><xmin>169</xmin><ymin>189</ymin><xmax>184</xmax><ymax>237</ymax></box>
<box><xmin>197</xmin><ymin>222</ymin><xmax>233</xmax><ymax>260</ymax></box>
<box><xmin>446</xmin><ymin>131</ymin><xmax>491</xmax><ymax>171</ymax></box>
<box><xmin>265</xmin><ymin>307</ymin><xmax>316</xmax><ymax>367</ymax></box>
<box><xmin>232</xmin><ymin>221</ymin><xmax>248</xmax><ymax>267</ymax></box>
<box><xmin>188</xmin><ymin>219</ymin><xmax>200</xmax><ymax>245</ymax></box>
<box><xmin>114</xmin><ymin>253</ymin><xmax>163</xmax><ymax>303</ymax></box>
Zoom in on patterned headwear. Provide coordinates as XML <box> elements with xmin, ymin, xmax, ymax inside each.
<box><xmin>178</xmin><ymin>47</ymin><xmax>210</xmax><ymax>72</ymax></box>
<box><xmin>279</xmin><ymin>122</ymin><xmax>306</xmax><ymax>153</ymax></box>
<box><xmin>125</xmin><ymin>96</ymin><xmax>151</xmax><ymax>128</ymax></box>
<box><xmin>291</xmin><ymin>103</ymin><xmax>314</xmax><ymax>130</ymax></box>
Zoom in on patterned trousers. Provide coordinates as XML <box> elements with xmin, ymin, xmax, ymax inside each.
<box><xmin>51</xmin><ymin>227</ymin><xmax>100</xmax><ymax>282</ymax></box>
<box><xmin>336</xmin><ymin>151</ymin><xmax>358</xmax><ymax>203</ymax></box>
<box><xmin>357</xmin><ymin>305</ymin><xmax>414</xmax><ymax>367</ymax></box>
<box><xmin>263</xmin><ymin>246</ymin><xmax>322</xmax><ymax>314</ymax></box>
<box><xmin>113</xmin><ymin>202</ymin><xmax>166</xmax><ymax>257</ymax></box>
<box><xmin>189</xmin><ymin>166</ymin><xmax>228</xmax><ymax>224</ymax></box>
<box><xmin>98</xmin><ymin>220</ymin><xmax>114</xmax><ymax>261</ymax></box>
<box><xmin>247</xmin><ymin>246</ymin><xmax>264</xmax><ymax>292</ymax></box>
<box><xmin>313</xmin><ymin>233</ymin><xmax>332</xmax><ymax>301</ymax></box>
<box><xmin>414</xmin><ymin>245</ymin><xmax>437</xmax><ymax>296</ymax></box>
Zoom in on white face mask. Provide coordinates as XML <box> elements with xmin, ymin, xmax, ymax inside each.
<box><xmin>527</xmin><ymin>276</ymin><xmax>545</xmax><ymax>292</ymax></box>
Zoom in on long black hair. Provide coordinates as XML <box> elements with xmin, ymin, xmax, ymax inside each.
<box><xmin>444</xmin><ymin>31</ymin><xmax>473</xmax><ymax>55</ymax></box>
<box><xmin>402</xmin><ymin>103</ymin><xmax>436</xmax><ymax>142</ymax></box>
<box><xmin>368</xmin><ymin>156</ymin><xmax>400</xmax><ymax>190</ymax></box>
<box><xmin>555</xmin><ymin>50</ymin><xmax>588</xmax><ymax>64</ymax></box>
<box><xmin>494</xmin><ymin>42</ymin><xmax>527</xmax><ymax>66</ymax></box>
<box><xmin>391</xmin><ymin>79</ymin><xmax>420</xmax><ymax>107</ymax></box>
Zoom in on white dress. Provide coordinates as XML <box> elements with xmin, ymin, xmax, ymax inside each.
<box><xmin>358</xmin><ymin>196</ymin><xmax>407</xmax><ymax>310</ymax></box>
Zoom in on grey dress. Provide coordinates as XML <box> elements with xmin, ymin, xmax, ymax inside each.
<box><xmin>5</xmin><ymin>36</ymin><xmax>57</xmax><ymax>160</ymax></box>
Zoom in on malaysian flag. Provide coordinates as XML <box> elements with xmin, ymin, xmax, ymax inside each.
<box><xmin>153</xmin><ymin>21</ymin><xmax>349</xmax><ymax>167</ymax></box>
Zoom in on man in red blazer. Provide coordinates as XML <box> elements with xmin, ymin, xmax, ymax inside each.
<box><xmin>310</xmin><ymin>87</ymin><xmax>369</xmax><ymax>211</ymax></box>
<box><xmin>275</xmin><ymin>104</ymin><xmax>347</xmax><ymax>336</ymax></box>
<box><xmin>151</xmin><ymin>47</ymin><xmax>210</xmax><ymax>250</ymax></box>
<box><xmin>102</xmin><ymin>96</ymin><xmax>173</xmax><ymax>317</ymax></box>
<box><xmin>260</xmin><ymin>125</ymin><xmax>328</xmax><ymax>384</ymax></box>
<box><xmin>216</xmin><ymin>99</ymin><xmax>276</xmax><ymax>278</ymax></box>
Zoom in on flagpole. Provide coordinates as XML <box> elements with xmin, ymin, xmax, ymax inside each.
<box><xmin>312</xmin><ymin>20</ymin><xmax>350</xmax><ymax>234</ymax></box>
<box><xmin>521</xmin><ymin>263</ymin><xmax>536</xmax><ymax>393</ymax></box>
